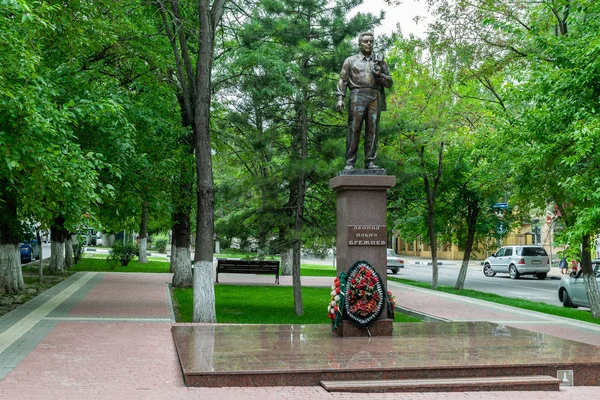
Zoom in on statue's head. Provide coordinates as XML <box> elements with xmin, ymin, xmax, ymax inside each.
<box><xmin>358</xmin><ymin>32</ymin><xmax>374</xmax><ymax>55</ymax></box>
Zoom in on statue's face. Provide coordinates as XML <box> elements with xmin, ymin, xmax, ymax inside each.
<box><xmin>359</xmin><ymin>35</ymin><xmax>374</xmax><ymax>55</ymax></box>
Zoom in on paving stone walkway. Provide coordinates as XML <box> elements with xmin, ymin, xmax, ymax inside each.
<box><xmin>1</xmin><ymin>270</ymin><xmax>600</xmax><ymax>399</ymax></box>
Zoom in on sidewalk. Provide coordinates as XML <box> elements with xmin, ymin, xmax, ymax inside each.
<box><xmin>1</xmin><ymin>270</ymin><xmax>599</xmax><ymax>398</ymax></box>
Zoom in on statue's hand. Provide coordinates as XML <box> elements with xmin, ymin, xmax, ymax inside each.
<box><xmin>336</xmin><ymin>99</ymin><xmax>345</xmax><ymax>113</ymax></box>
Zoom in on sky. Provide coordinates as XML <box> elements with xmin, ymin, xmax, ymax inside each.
<box><xmin>351</xmin><ymin>0</ymin><xmax>431</xmax><ymax>38</ymax></box>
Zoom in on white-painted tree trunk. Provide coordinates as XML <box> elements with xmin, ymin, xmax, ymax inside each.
<box><xmin>170</xmin><ymin>244</ymin><xmax>176</xmax><ymax>273</ymax></box>
<box><xmin>172</xmin><ymin>246</ymin><xmax>192</xmax><ymax>287</ymax></box>
<box><xmin>49</xmin><ymin>241</ymin><xmax>65</xmax><ymax>273</ymax></box>
<box><xmin>105</xmin><ymin>234</ymin><xmax>115</xmax><ymax>248</ymax></box>
<box><xmin>281</xmin><ymin>248</ymin><xmax>293</xmax><ymax>276</ymax></box>
<box><xmin>193</xmin><ymin>260</ymin><xmax>216</xmax><ymax>322</ymax></box>
<box><xmin>139</xmin><ymin>237</ymin><xmax>148</xmax><ymax>264</ymax></box>
<box><xmin>64</xmin><ymin>236</ymin><xmax>73</xmax><ymax>269</ymax></box>
<box><xmin>0</xmin><ymin>244</ymin><xmax>24</xmax><ymax>293</ymax></box>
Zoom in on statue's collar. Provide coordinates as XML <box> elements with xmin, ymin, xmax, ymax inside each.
<box><xmin>359</xmin><ymin>53</ymin><xmax>373</xmax><ymax>61</ymax></box>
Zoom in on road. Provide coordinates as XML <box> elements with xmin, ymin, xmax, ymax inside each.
<box><xmin>303</xmin><ymin>254</ymin><xmax>564</xmax><ymax>307</ymax></box>
<box><xmin>391</xmin><ymin>260</ymin><xmax>563</xmax><ymax>307</ymax></box>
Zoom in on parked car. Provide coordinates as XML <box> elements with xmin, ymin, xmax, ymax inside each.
<box><xmin>78</xmin><ymin>228</ymin><xmax>98</xmax><ymax>246</ymax></box>
<box><xmin>558</xmin><ymin>272</ymin><xmax>600</xmax><ymax>308</ymax></box>
<box><xmin>594</xmin><ymin>259</ymin><xmax>600</xmax><ymax>277</ymax></box>
<box><xmin>19</xmin><ymin>239</ymin><xmax>40</xmax><ymax>263</ymax></box>
<box><xmin>482</xmin><ymin>245</ymin><xmax>550</xmax><ymax>279</ymax></box>
<box><xmin>386</xmin><ymin>249</ymin><xmax>404</xmax><ymax>274</ymax></box>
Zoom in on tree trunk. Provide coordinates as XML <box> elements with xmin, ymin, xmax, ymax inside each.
<box><xmin>36</xmin><ymin>230</ymin><xmax>44</xmax><ymax>282</ymax></box>
<box><xmin>192</xmin><ymin>0</ymin><xmax>223</xmax><ymax>323</ymax></box>
<box><xmin>427</xmin><ymin>210</ymin><xmax>439</xmax><ymax>290</ymax></box>
<box><xmin>173</xmin><ymin>246</ymin><xmax>192</xmax><ymax>287</ymax></box>
<box><xmin>138</xmin><ymin>201</ymin><xmax>149</xmax><ymax>264</ymax></box>
<box><xmin>170</xmin><ymin>233</ymin><xmax>176</xmax><ymax>273</ymax></box>
<box><xmin>420</xmin><ymin>142</ymin><xmax>443</xmax><ymax>290</ymax></box>
<box><xmin>0</xmin><ymin>186</ymin><xmax>24</xmax><ymax>292</ymax></box>
<box><xmin>290</xmin><ymin>88</ymin><xmax>309</xmax><ymax>316</ymax></box>
<box><xmin>582</xmin><ymin>234</ymin><xmax>600</xmax><ymax>318</ymax></box>
<box><xmin>64</xmin><ymin>234</ymin><xmax>74</xmax><ymax>269</ymax></box>
<box><xmin>172</xmin><ymin>212</ymin><xmax>192</xmax><ymax>288</ymax></box>
<box><xmin>50</xmin><ymin>241</ymin><xmax>65</xmax><ymax>273</ymax></box>
<box><xmin>281</xmin><ymin>248</ymin><xmax>293</xmax><ymax>276</ymax></box>
<box><xmin>0</xmin><ymin>244</ymin><xmax>24</xmax><ymax>293</ymax></box>
<box><xmin>105</xmin><ymin>233</ymin><xmax>115</xmax><ymax>248</ymax></box>
<box><xmin>171</xmin><ymin>158</ymin><xmax>193</xmax><ymax>287</ymax></box>
<box><xmin>455</xmin><ymin>201</ymin><xmax>479</xmax><ymax>289</ymax></box>
<box><xmin>49</xmin><ymin>216</ymin><xmax>68</xmax><ymax>273</ymax></box>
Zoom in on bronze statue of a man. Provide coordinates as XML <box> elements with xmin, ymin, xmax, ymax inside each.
<box><xmin>336</xmin><ymin>32</ymin><xmax>393</xmax><ymax>170</ymax></box>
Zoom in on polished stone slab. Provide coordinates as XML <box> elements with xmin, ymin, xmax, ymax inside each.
<box><xmin>172</xmin><ymin>322</ymin><xmax>600</xmax><ymax>387</ymax></box>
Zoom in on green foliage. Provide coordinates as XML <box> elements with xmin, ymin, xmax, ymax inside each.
<box><xmin>212</xmin><ymin>0</ymin><xmax>382</xmax><ymax>256</ymax></box>
<box><xmin>107</xmin><ymin>241</ymin><xmax>138</xmax><ymax>267</ymax></box>
<box><xmin>153</xmin><ymin>238</ymin><xmax>168</xmax><ymax>253</ymax></box>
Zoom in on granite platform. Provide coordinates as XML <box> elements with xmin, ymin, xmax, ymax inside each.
<box><xmin>172</xmin><ymin>322</ymin><xmax>600</xmax><ymax>388</ymax></box>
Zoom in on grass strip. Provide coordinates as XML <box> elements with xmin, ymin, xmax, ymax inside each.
<box><xmin>173</xmin><ymin>285</ymin><xmax>420</xmax><ymax>324</ymax></box>
<box><xmin>388</xmin><ymin>276</ymin><xmax>600</xmax><ymax>325</ymax></box>
<box><xmin>81</xmin><ymin>253</ymin><xmax>169</xmax><ymax>262</ymax></box>
<box><xmin>72</xmin><ymin>256</ymin><xmax>332</xmax><ymax>276</ymax></box>
<box><xmin>71</xmin><ymin>257</ymin><xmax>170</xmax><ymax>273</ymax></box>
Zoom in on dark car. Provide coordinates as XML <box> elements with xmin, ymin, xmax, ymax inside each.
<box><xmin>19</xmin><ymin>239</ymin><xmax>40</xmax><ymax>263</ymax></box>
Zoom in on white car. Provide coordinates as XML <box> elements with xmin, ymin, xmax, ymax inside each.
<box><xmin>558</xmin><ymin>272</ymin><xmax>600</xmax><ymax>308</ymax></box>
<box><xmin>386</xmin><ymin>249</ymin><xmax>404</xmax><ymax>274</ymax></box>
<box><xmin>483</xmin><ymin>245</ymin><xmax>550</xmax><ymax>279</ymax></box>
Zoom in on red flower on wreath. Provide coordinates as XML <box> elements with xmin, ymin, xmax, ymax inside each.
<box><xmin>346</xmin><ymin>264</ymin><xmax>384</xmax><ymax>319</ymax></box>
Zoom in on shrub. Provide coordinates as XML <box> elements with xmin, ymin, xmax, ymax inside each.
<box><xmin>107</xmin><ymin>241</ymin><xmax>138</xmax><ymax>267</ymax></box>
<box><xmin>154</xmin><ymin>238</ymin><xmax>168</xmax><ymax>253</ymax></box>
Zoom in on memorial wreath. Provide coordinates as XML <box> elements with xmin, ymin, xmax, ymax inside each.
<box><xmin>329</xmin><ymin>261</ymin><xmax>392</xmax><ymax>329</ymax></box>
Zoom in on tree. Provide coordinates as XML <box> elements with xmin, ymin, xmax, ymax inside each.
<box><xmin>424</xmin><ymin>0</ymin><xmax>600</xmax><ymax>315</ymax></box>
<box><xmin>0</xmin><ymin>1</ymin><xmax>116</xmax><ymax>286</ymax></box>
<box><xmin>212</xmin><ymin>0</ymin><xmax>381</xmax><ymax>313</ymax></box>
<box><xmin>154</xmin><ymin>0</ymin><xmax>226</xmax><ymax>321</ymax></box>
<box><xmin>383</xmin><ymin>35</ymin><xmax>459</xmax><ymax>290</ymax></box>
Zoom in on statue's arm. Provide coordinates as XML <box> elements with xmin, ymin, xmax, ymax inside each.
<box><xmin>336</xmin><ymin>58</ymin><xmax>350</xmax><ymax>112</ymax></box>
<box><xmin>338</xmin><ymin>58</ymin><xmax>352</xmax><ymax>98</ymax></box>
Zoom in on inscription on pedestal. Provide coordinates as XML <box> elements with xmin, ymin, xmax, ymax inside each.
<box><xmin>347</xmin><ymin>225</ymin><xmax>386</xmax><ymax>246</ymax></box>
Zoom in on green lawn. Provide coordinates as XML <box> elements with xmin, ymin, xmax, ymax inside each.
<box><xmin>388</xmin><ymin>276</ymin><xmax>600</xmax><ymax>325</ymax></box>
<box><xmin>301</xmin><ymin>264</ymin><xmax>336</xmax><ymax>277</ymax></box>
<box><xmin>71</xmin><ymin>257</ymin><xmax>170</xmax><ymax>273</ymax></box>
<box><xmin>173</xmin><ymin>285</ymin><xmax>421</xmax><ymax>324</ymax></box>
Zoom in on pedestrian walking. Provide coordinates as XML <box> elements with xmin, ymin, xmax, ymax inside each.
<box><xmin>559</xmin><ymin>256</ymin><xmax>568</xmax><ymax>275</ymax></box>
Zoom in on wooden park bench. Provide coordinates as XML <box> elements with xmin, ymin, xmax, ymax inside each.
<box><xmin>216</xmin><ymin>259</ymin><xmax>280</xmax><ymax>284</ymax></box>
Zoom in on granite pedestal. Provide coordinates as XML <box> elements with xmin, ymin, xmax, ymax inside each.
<box><xmin>329</xmin><ymin>171</ymin><xmax>396</xmax><ymax>334</ymax></box>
